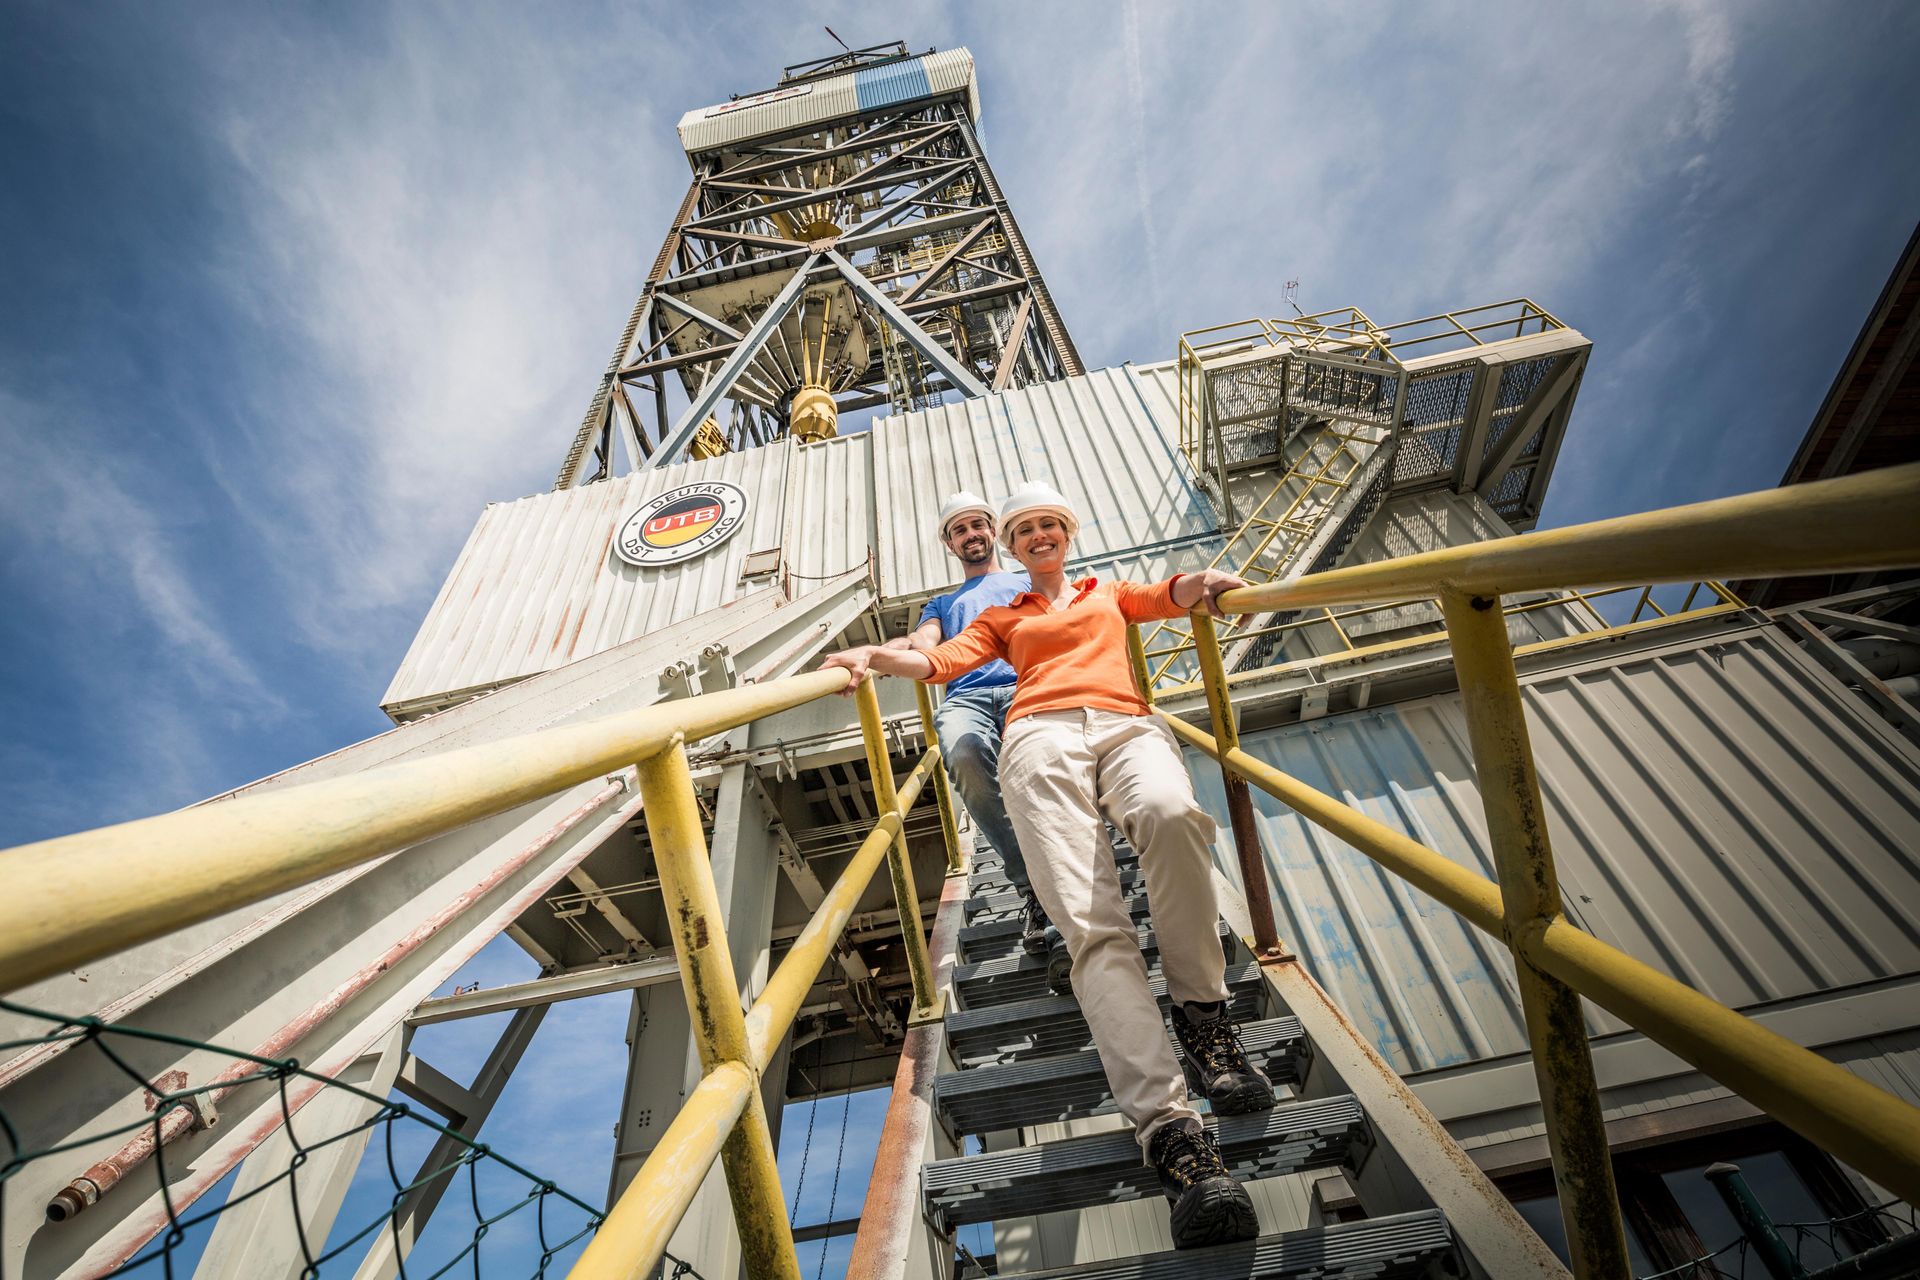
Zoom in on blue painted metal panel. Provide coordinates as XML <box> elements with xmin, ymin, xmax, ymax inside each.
<box><xmin>855</xmin><ymin>59</ymin><xmax>933</xmax><ymax>112</ymax></box>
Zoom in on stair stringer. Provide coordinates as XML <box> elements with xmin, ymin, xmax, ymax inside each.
<box><xmin>1207</xmin><ymin>867</ymin><xmax>1570</xmax><ymax>1280</ymax></box>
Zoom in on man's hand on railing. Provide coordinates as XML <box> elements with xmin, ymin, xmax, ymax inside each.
<box><xmin>822</xmin><ymin>645</ymin><xmax>936</xmax><ymax>695</ymax></box>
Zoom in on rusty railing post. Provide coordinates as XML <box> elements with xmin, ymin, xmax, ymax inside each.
<box><xmin>1190</xmin><ymin>611</ymin><xmax>1285</xmax><ymax>959</ymax></box>
<box><xmin>914</xmin><ymin>680</ymin><xmax>966</xmax><ymax>876</ymax></box>
<box><xmin>1440</xmin><ymin>591</ymin><xmax>1629</xmax><ymax>1280</ymax></box>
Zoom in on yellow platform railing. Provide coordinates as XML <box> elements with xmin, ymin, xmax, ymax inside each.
<box><xmin>1146</xmin><ymin>460</ymin><xmax>1920</xmax><ymax>1280</ymax></box>
<box><xmin>2</xmin><ymin>464</ymin><xmax>1918</xmax><ymax>1280</ymax></box>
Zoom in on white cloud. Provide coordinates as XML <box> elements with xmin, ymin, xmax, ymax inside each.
<box><xmin>0</xmin><ymin>389</ymin><xmax>280</xmax><ymax>712</ymax></box>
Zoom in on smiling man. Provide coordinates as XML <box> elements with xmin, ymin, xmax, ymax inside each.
<box><xmin>889</xmin><ymin>492</ymin><xmax>1054</xmax><ymax>957</ymax></box>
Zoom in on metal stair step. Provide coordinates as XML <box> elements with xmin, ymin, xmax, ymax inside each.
<box><xmin>935</xmin><ymin>1015</ymin><xmax>1308</xmax><ymax>1136</ymax></box>
<box><xmin>922</xmin><ymin>1095</ymin><xmax>1370</xmax><ymax>1229</ymax></box>
<box><xmin>995</xmin><ymin>1210</ymin><xmax>1455</xmax><ymax>1280</ymax></box>
<box><xmin>959</xmin><ymin>916</ymin><xmax>1220</xmax><ymax>966</ymax></box>
<box><xmin>966</xmin><ymin>871</ymin><xmax>1144</xmax><ymax>922</ymax></box>
<box><xmin>947</xmin><ymin>962</ymin><xmax>1263</xmax><ymax>1066</ymax></box>
<box><xmin>953</xmin><ymin>922</ymin><xmax>1233</xmax><ymax>1009</ymax></box>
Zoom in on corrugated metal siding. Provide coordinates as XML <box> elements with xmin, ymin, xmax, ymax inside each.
<box><xmin>1189</xmin><ymin>625</ymin><xmax>1920</xmax><ymax>1075</ymax></box>
<box><xmin>871</xmin><ymin>366</ymin><xmax>1217</xmax><ymax>603</ymax></box>
<box><xmin>383</xmin><ymin>445</ymin><xmax>797</xmax><ymax>711</ymax></box>
<box><xmin>785</xmin><ymin>432</ymin><xmax>875</xmax><ymax>580</ymax></box>
<box><xmin>854</xmin><ymin>59</ymin><xmax>931</xmax><ymax>111</ymax></box>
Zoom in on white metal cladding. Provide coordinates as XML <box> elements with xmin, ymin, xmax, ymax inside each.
<box><xmin>785</xmin><ymin>432</ymin><xmax>876</xmax><ymax>582</ymax></box>
<box><xmin>870</xmin><ymin>366</ymin><xmax>1218</xmax><ymax>605</ymax></box>
<box><xmin>676</xmin><ymin>49</ymin><xmax>977</xmax><ymax>156</ymax></box>
<box><xmin>1187</xmin><ymin>624</ymin><xmax>1920</xmax><ymax>1076</ymax></box>
<box><xmin>382</xmin><ymin>445</ymin><xmax>796</xmax><ymax>714</ymax></box>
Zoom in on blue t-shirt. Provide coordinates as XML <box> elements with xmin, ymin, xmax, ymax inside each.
<box><xmin>917</xmin><ymin>571</ymin><xmax>1030</xmax><ymax>695</ymax></box>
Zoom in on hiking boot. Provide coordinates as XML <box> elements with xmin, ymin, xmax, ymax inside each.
<box><xmin>1044</xmin><ymin>934</ymin><xmax>1073</xmax><ymax>995</ymax></box>
<box><xmin>1018</xmin><ymin>890</ymin><xmax>1052</xmax><ymax>957</ymax></box>
<box><xmin>1172</xmin><ymin>1001</ymin><xmax>1276</xmax><ymax>1115</ymax></box>
<box><xmin>1146</xmin><ymin>1121</ymin><xmax>1258</xmax><ymax>1249</ymax></box>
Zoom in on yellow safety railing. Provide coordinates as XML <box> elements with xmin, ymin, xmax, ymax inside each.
<box><xmin>0</xmin><ymin>668</ymin><xmax>959</xmax><ymax>1280</ymax></box>
<box><xmin>1151</xmin><ymin>461</ymin><xmax>1920</xmax><ymax>1280</ymax></box>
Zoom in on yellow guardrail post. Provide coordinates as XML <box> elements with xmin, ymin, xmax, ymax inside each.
<box><xmin>612</xmin><ymin>737</ymin><xmax>801</xmax><ymax>1280</ymax></box>
<box><xmin>1440</xmin><ymin>593</ymin><xmax>1630</xmax><ymax>1279</ymax></box>
<box><xmin>857</xmin><ymin>678</ymin><xmax>938</xmax><ymax>1016</ymax></box>
<box><xmin>915</xmin><ymin>681</ymin><xmax>966</xmax><ymax>876</ymax></box>
<box><xmin>1190</xmin><ymin>612</ymin><xmax>1285</xmax><ymax>959</ymax></box>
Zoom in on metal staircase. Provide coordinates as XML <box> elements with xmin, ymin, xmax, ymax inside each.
<box><xmin>912</xmin><ymin>833</ymin><xmax>1507</xmax><ymax>1280</ymax></box>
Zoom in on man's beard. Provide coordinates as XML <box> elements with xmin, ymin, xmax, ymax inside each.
<box><xmin>957</xmin><ymin>540</ymin><xmax>995</xmax><ymax>565</ymax></box>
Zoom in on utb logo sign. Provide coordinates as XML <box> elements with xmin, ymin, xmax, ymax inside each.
<box><xmin>614</xmin><ymin>482</ymin><xmax>749</xmax><ymax>568</ymax></box>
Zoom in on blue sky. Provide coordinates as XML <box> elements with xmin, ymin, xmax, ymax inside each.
<box><xmin>4</xmin><ymin>1</ymin><xmax>1918</xmax><ymax>1272</ymax></box>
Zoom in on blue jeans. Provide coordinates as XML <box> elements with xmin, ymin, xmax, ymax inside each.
<box><xmin>932</xmin><ymin>683</ymin><xmax>1029</xmax><ymax>891</ymax></box>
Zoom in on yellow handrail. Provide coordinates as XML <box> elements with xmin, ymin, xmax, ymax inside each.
<box><xmin>1162</xmin><ymin>713</ymin><xmax>1920</xmax><ymax>1209</ymax></box>
<box><xmin>0</xmin><ymin>670</ymin><xmax>852</xmax><ymax>995</ymax></box>
<box><xmin>1211</xmin><ymin>462</ymin><xmax>1920</xmax><ymax>615</ymax></box>
<box><xmin>1161</xmin><ymin>457</ymin><xmax>1920</xmax><ymax>1277</ymax></box>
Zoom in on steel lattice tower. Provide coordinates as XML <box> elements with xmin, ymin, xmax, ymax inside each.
<box><xmin>555</xmin><ymin>41</ymin><xmax>1082</xmax><ymax>487</ymax></box>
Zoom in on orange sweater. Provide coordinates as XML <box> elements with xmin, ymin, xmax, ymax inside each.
<box><xmin>921</xmin><ymin>577</ymin><xmax>1188</xmax><ymax>723</ymax></box>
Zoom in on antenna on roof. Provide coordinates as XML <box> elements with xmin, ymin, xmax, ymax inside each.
<box><xmin>824</xmin><ymin>26</ymin><xmax>852</xmax><ymax>53</ymax></box>
<box><xmin>1284</xmin><ymin>279</ymin><xmax>1304</xmax><ymax>316</ymax></box>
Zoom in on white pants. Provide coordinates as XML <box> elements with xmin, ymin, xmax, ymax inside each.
<box><xmin>999</xmin><ymin>708</ymin><xmax>1231</xmax><ymax>1154</ymax></box>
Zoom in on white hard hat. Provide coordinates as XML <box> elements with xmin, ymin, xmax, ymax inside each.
<box><xmin>998</xmin><ymin>481</ymin><xmax>1079</xmax><ymax>548</ymax></box>
<box><xmin>936</xmin><ymin>491</ymin><xmax>995</xmax><ymax>541</ymax></box>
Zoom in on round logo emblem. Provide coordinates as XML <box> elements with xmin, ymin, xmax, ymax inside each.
<box><xmin>614</xmin><ymin>482</ymin><xmax>749</xmax><ymax>568</ymax></box>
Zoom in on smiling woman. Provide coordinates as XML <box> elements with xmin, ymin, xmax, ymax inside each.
<box><xmin>818</xmin><ymin>482</ymin><xmax>1278</xmax><ymax>1251</ymax></box>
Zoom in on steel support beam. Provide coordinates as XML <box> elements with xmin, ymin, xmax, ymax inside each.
<box><xmin>827</xmin><ymin>250</ymin><xmax>987</xmax><ymax>400</ymax></box>
<box><xmin>192</xmin><ymin>1027</ymin><xmax>407</xmax><ymax>1280</ymax></box>
<box><xmin>1478</xmin><ymin>351</ymin><xmax>1582</xmax><ymax>498</ymax></box>
<box><xmin>647</xmin><ymin>255</ymin><xmax>819</xmax><ymax>467</ymax></box>
<box><xmin>350</xmin><ymin>1008</ymin><xmax>547</xmax><ymax>1280</ymax></box>
<box><xmin>407</xmin><ymin>957</ymin><xmax>678</xmax><ymax>1026</ymax></box>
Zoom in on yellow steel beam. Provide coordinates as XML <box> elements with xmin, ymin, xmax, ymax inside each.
<box><xmin>1441</xmin><ymin>592</ymin><xmax>1629</xmax><ymax>1279</ymax></box>
<box><xmin>1213</xmin><ymin>463</ymin><xmax>1920</xmax><ymax>614</ymax></box>
<box><xmin>579</xmin><ymin>746</ymin><xmax>937</xmax><ymax>1280</ymax></box>
<box><xmin>1160</xmin><ymin>715</ymin><xmax>1920</xmax><ymax>1208</ymax></box>
<box><xmin>915</xmin><ymin>682</ymin><xmax>966</xmax><ymax>875</ymax></box>
<box><xmin>745</xmin><ymin>748</ymin><xmax>936</xmax><ymax>1070</ymax></box>
<box><xmin>569</xmin><ymin>1061</ymin><xmax>755</xmax><ymax>1280</ymax></box>
<box><xmin>0</xmin><ymin>669</ymin><xmax>851</xmax><ymax>995</ymax></box>
<box><xmin>634</xmin><ymin>740</ymin><xmax>800</xmax><ymax>1280</ymax></box>
<box><xmin>856</xmin><ymin>679</ymin><xmax>938</xmax><ymax>1015</ymax></box>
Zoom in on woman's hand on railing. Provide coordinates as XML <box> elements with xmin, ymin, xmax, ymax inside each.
<box><xmin>1175</xmin><ymin>569</ymin><xmax>1254</xmax><ymax>621</ymax></box>
<box><xmin>821</xmin><ymin>646</ymin><xmax>875</xmax><ymax>696</ymax></box>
